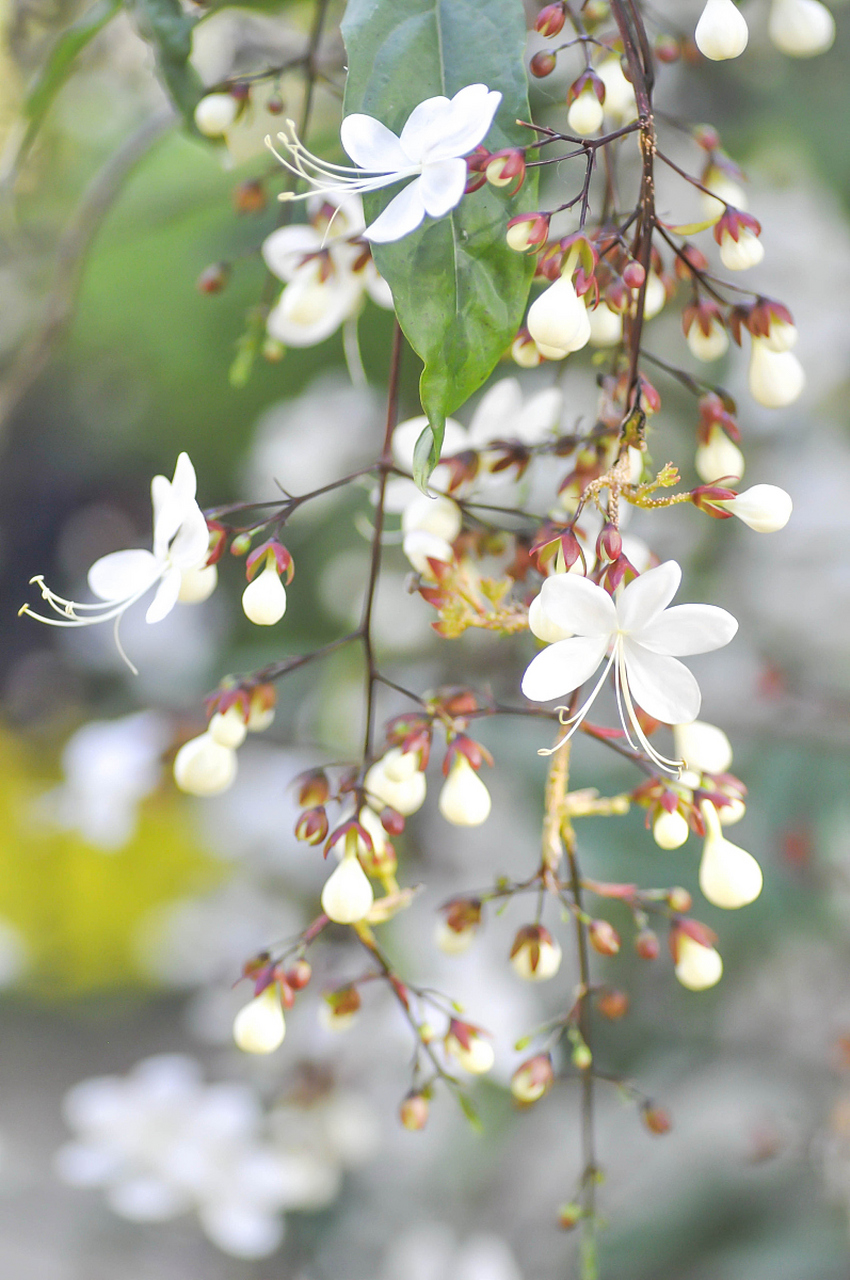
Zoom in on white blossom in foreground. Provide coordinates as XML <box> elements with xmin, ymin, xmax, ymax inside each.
<box><xmin>262</xmin><ymin>193</ymin><xmax>392</xmax><ymax>346</ymax></box>
<box><xmin>20</xmin><ymin>453</ymin><xmax>210</xmax><ymax>672</ymax></box>
<box><xmin>270</xmin><ymin>84</ymin><xmax>501</xmax><ymax>243</ymax></box>
<box><xmin>54</xmin><ymin>1054</ymin><xmax>347</xmax><ymax>1258</ymax></box>
<box><xmin>522</xmin><ymin>561</ymin><xmax>737</xmax><ymax>773</ymax></box>
<box><xmin>698</xmin><ymin>800</ymin><xmax>763</xmax><ymax>908</ymax></box>
<box><xmin>768</xmin><ymin>0</ymin><xmax>835</xmax><ymax>56</ymax></box>
<box><xmin>695</xmin><ymin>0</ymin><xmax>749</xmax><ymax>60</ymax></box>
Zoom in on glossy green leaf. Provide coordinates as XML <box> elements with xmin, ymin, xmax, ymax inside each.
<box><xmin>341</xmin><ymin>0</ymin><xmax>537</xmax><ymax>486</ymax></box>
<box><xmin>124</xmin><ymin>0</ymin><xmax>204</xmax><ymax>128</ymax></box>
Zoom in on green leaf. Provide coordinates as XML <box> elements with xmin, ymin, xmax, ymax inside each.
<box><xmin>10</xmin><ymin>0</ymin><xmax>121</xmax><ymax>174</ymax></box>
<box><xmin>455</xmin><ymin>1089</ymin><xmax>483</xmax><ymax>1133</ymax></box>
<box><xmin>124</xmin><ymin>0</ymin><xmax>204</xmax><ymax>128</ymax></box>
<box><xmin>342</xmin><ymin>0</ymin><xmax>537</xmax><ymax>486</ymax></box>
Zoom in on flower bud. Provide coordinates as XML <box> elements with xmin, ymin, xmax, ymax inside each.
<box><xmin>768</xmin><ymin>0</ymin><xmax>835</xmax><ymax>56</ymax></box>
<box><xmin>696</xmin><ymin>425</ymin><xmax>744</xmax><ymax>483</ymax></box>
<box><xmin>643</xmin><ymin>271</ymin><xmax>668</xmax><ymax>319</ymax></box>
<box><xmin>587</xmin><ymin>301</ymin><xmax>623</xmax><ymax>347</ymax></box>
<box><xmin>174</xmin><ymin>732</ymin><xmax>237</xmax><ymax>796</ymax></box>
<box><xmin>364</xmin><ymin>754</ymin><xmax>426</xmax><ymax>816</ymax></box>
<box><xmin>557</xmin><ymin>1202</ymin><xmax>583</xmax><ymax>1230</ymax></box>
<box><xmin>588</xmin><ymin>919</ymin><xmax>620</xmax><ymax>956</ymax></box>
<box><xmin>402</xmin><ymin>529</ymin><xmax>454</xmax><ymax>577</ymax></box>
<box><xmin>695</xmin><ymin>0</ymin><xmax>749</xmax><ymax>60</ymax></box>
<box><xmin>667</xmin><ymin>886</ymin><xmax>693</xmax><ymax>913</ymax></box>
<box><xmin>439</xmin><ymin>755</ymin><xmax>491</xmax><ymax>827</ymax></box>
<box><xmin>319</xmin><ymin>985</ymin><xmax>361</xmax><ymax>1032</ymax></box>
<box><xmin>622</xmin><ymin>260</ymin><xmax>645</xmax><ymax>290</ymax></box>
<box><xmin>197</xmin><ymin>262</ymin><xmax>230</xmax><ymax>294</ymax></box>
<box><xmin>712</xmin><ymin>483</ymin><xmax>793</xmax><ymax>532</ymax></box>
<box><xmin>674</xmin><ymin>933</ymin><xmax>723</xmax><ymax>990</ymax></box>
<box><xmin>762</xmin><ymin>314</ymin><xmax>798</xmax><ymax>353</ymax></box>
<box><xmin>402</xmin><ymin>493</ymin><xmax>462</xmax><ymax>542</ymax></box>
<box><xmin>436</xmin><ymin>898</ymin><xmax>482</xmax><ymax>955</ymax></box>
<box><xmin>635</xmin><ymin>929</ymin><xmax>660</xmax><ymax>960</ymax></box>
<box><xmin>208</xmin><ymin>704</ymin><xmax>248</xmax><ymax>749</ymax></box>
<box><xmin>295</xmin><ymin>806</ymin><xmax>329</xmax><ymax>845</ymax></box>
<box><xmin>233</xmin><ymin>986</ymin><xmax>286</xmax><ymax>1054</ymax></box>
<box><xmin>653</xmin><ymin>807</ymin><xmax>690</xmax><ymax>850</ymax></box>
<box><xmin>506</xmin><ymin>214</ymin><xmax>549</xmax><ymax>254</ymax></box>
<box><xmin>641</xmin><ymin>1102</ymin><xmax>673</xmax><ymax>1134</ymax></box>
<box><xmin>698</xmin><ymin>801</ymin><xmax>762</xmax><ymax>909</ymax></box>
<box><xmin>511</xmin><ymin>332</ymin><xmax>543</xmax><ymax>367</ymax></box>
<box><xmin>178</xmin><ymin>561</ymin><xmax>218</xmax><ymax>603</ymax></box>
<box><xmin>571</xmin><ymin>1038</ymin><xmax>592</xmax><ymax>1070</ymax></box>
<box><xmin>242</xmin><ymin>562</ymin><xmax>287</xmax><ymax>625</ymax></box>
<box><xmin>510</xmin><ymin>925</ymin><xmax>563</xmax><ymax>981</ymax></box>
<box><xmin>511</xmin><ymin>1053</ymin><xmax>555</xmax><ymax>1103</ymax></box>
<box><xmin>194</xmin><ymin>92</ymin><xmax>239</xmax><ymax>138</ymax></box>
<box><xmin>321</xmin><ymin>853</ymin><xmax>374</xmax><ymax>924</ymax></box>
<box><xmin>247</xmin><ymin>685</ymin><xmax>276</xmax><ymax>732</ymax></box>
<box><xmin>233</xmin><ymin>178</ymin><xmax>266</xmax><ymax>215</ymax></box>
<box><xmin>530</xmin><ymin>50</ymin><xmax>557</xmax><ymax>77</ymax></box>
<box><xmin>597</xmin><ymin>989</ymin><xmax>629</xmax><ymax>1020</ymax></box>
<box><xmin>596</xmin><ymin>57</ymin><xmax>638</xmax><ymax>123</ymax></box>
<box><xmin>568</xmin><ymin>86</ymin><xmax>604</xmax><ymax>137</ymax></box>
<box><xmin>286</xmin><ymin>959</ymin><xmax>312</xmax><ymax>989</ymax></box>
<box><xmin>527</xmin><ymin>275</ymin><xmax>592</xmax><ymax>358</ymax></box>
<box><xmin>485</xmin><ymin>150</ymin><xmax>526</xmax><ymax>189</ymax></box>
<box><xmin>535</xmin><ymin>2</ymin><xmax>566</xmax><ymax>35</ymax></box>
<box><xmin>719</xmin><ymin>226</ymin><xmax>764</xmax><ymax>272</ymax></box>
<box><xmin>445</xmin><ymin>1023</ymin><xmax>495</xmax><ymax>1075</ymax></box>
<box><xmin>687</xmin><ymin>316</ymin><xmax>729</xmax><ymax>363</ymax></box>
<box><xmin>399</xmin><ymin>1091</ymin><xmax>430</xmax><ymax>1130</ymax></box>
<box><xmin>748</xmin><ymin>340</ymin><xmax>805</xmax><ymax>407</ymax></box>
<box><xmin>700</xmin><ymin>169</ymin><xmax>747</xmax><ymax>221</ymax></box>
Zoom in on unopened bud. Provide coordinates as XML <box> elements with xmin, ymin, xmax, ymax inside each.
<box><xmin>285</xmin><ymin>959</ymin><xmax>312</xmax><ymax>989</ymax></box>
<box><xmin>439</xmin><ymin>755</ymin><xmax>491</xmax><ymax>827</ymax></box>
<box><xmin>597</xmin><ymin>989</ymin><xmax>629</xmax><ymax>1020</ymax></box>
<box><xmin>321</xmin><ymin>853</ymin><xmax>374</xmax><ymax>924</ymax></box>
<box><xmin>399</xmin><ymin>1091</ymin><xmax>430</xmax><ymax>1130</ymax></box>
<box><xmin>233</xmin><ymin>986</ymin><xmax>285</xmax><ymax>1054</ymax></box>
<box><xmin>197</xmin><ymin>262</ymin><xmax>230</xmax><ymax>294</ymax></box>
<box><xmin>194</xmin><ymin>92</ymin><xmax>239</xmax><ymax>138</ymax></box>
<box><xmin>295</xmin><ymin>806</ymin><xmax>329</xmax><ymax>845</ymax></box>
<box><xmin>174</xmin><ymin>732</ymin><xmax>237</xmax><ymax>796</ymax></box>
<box><xmin>667</xmin><ymin>886</ymin><xmax>693</xmax><ymax>913</ymax></box>
<box><xmin>622</xmin><ymin>261</ymin><xmax>645</xmax><ymax>289</ymax></box>
<box><xmin>572</xmin><ymin>1039</ymin><xmax>592</xmax><ymax>1071</ymax></box>
<box><xmin>233</xmin><ymin>179</ymin><xmax>266</xmax><ymax>214</ymax></box>
<box><xmin>208</xmin><ymin>703</ymin><xmax>248</xmax><ymax>749</ymax></box>
<box><xmin>653</xmin><ymin>807</ymin><xmax>690</xmax><ymax>850</ymax></box>
<box><xmin>557</xmin><ymin>1202</ymin><xmax>583</xmax><ymax>1230</ymax></box>
<box><xmin>641</xmin><ymin>1102</ymin><xmax>673</xmax><ymax>1134</ymax></box>
<box><xmin>511</xmin><ymin>1053</ymin><xmax>555</xmax><ymax>1103</ymax></box>
<box><xmin>695</xmin><ymin>0</ymin><xmax>749</xmax><ymax>60</ymax></box>
<box><xmin>535</xmin><ymin>2</ymin><xmax>565</xmax><ymax>35</ymax></box>
<box><xmin>530</xmin><ymin>50</ymin><xmax>557</xmax><ymax>77</ymax></box>
<box><xmin>588</xmin><ymin>919</ymin><xmax>620</xmax><ymax>956</ymax></box>
<box><xmin>242</xmin><ymin>562</ymin><xmax>287</xmax><ymax>625</ymax></box>
<box><xmin>635</xmin><ymin>929</ymin><xmax>660</xmax><ymax>960</ymax></box>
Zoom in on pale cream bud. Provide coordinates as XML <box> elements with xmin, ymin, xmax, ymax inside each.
<box><xmin>720</xmin><ymin>797</ymin><xmax>746</xmax><ymax>825</ymax></box>
<box><xmin>687</xmin><ymin>318</ymin><xmax>729</xmax><ymax>363</ymax></box>
<box><xmin>587</xmin><ymin>301</ymin><xmax>623</xmax><ymax>347</ymax></box>
<box><xmin>510</xmin><ymin>933</ymin><xmax>563</xmax><ymax>981</ymax></box>
<box><xmin>699</xmin><ymin>170</ymin><xmax>747</xmax><ymax>222</ymax></box>
<box><xmin>596</xmin><ymin>58</ymin><xmax>638</xmax><ymax>123</ymax></box>
<box><xmin>438</xmin><ymin>756</ymin><xmax>492</xmax><ymax>826</ymax></box>
<box><xmin>698</xmin><ymin>801</ymin><xmax>763</xmax><ymax>909</ymax></box>
<box><xmin>643</xmin><ymin>271</ymin><xmax>667</xmax><ymax>319</ymax></box>
<box><xmin>379</xmin><ymin>747</ymin><xmax>419</xmax><ymax>784</ymax></box>
<box><xmin>695</xmin><ymin>0</ymin><xmax>749</xmax><ymax>60</ymax></box>
<box><xmin>321</xmin><ymin>853</ymin><xmax>375</xmax><ymax>924</ymax></box>
<box><xmin>242</xmin><ymin>563</ymin><xmax>287</xmax><ymax>625</ymax></box>
<box><xmin>364</xmin><ymin>757</ymin><xmax>426</xmax><ymax>816</ymax></box>
<box><xmin>318</xmin><ymin>1002</ymin><xmax>358</xmax><ymax>1033</ymax></box>
<box><xmin>763</xmin><ymin>317</ymin><xmax>798</xmax><ymax>352</ymax></box>
<box><xmin>435</xmin><ymin>920</ymin><xmax>477</xmax><ymax>955</ymax></box>
<box><xmin>402</xmin><ymin>529</ymin><xmax>454</xmax><ymax>577</ymax></box>
<box><xmin>174</xmin><ymin>733</ymin><xmax>237</xmax><ymax>796</ymax></box>
<box><xmin>715</xmin><ymin>483</ymin><xmax>793</xmax><ymax>532</ymax></box>
<box><xmin>673</xmin><ymin>720</ymin><xmax>733</xmax><ymax>774</ymax></box>
<box><xmin>748</xmin><ymin>340</ymin><xmax>804</xmax><ymax>407</ymax></box>
<box><xmin>567</xmin><ymin>88</ymin><xmax>604</xmax><ymax>137</ymax></box>
<box><xmin>178</xmin><ymin>562</ymin><xmax>218</xmax><ymax>603</ymax></box>
<box><xmin>675</xmin><ymin>935</ymin><xmax>723</xmax><ymax>990</ymax></box>
<box><xmin>194</xmin><ymin>93</ymin><xmax>239</xmax><ymax>138</ymax></box>
<box><xmin>719</xmin><ymin>227</ymin><xmax>764</xmax><ymax>271</ymax></box>
<box><xmin>402</xmin><ymin>493</ymin><xmax>462</xmax><ymax>542</ymax></box>
<box><xmin>696</xmin><ymin>425</ymin><xmax>744</xmax><ymax>483</ymax></box>
<box><xmin>445</xmin><ymin>1031</ymin><xmax>495</xmax><ymax>1074</ymax></box>
<box><xmin>208</xmin><ymin>705</ymin><xmax>248</xmax><ymax>749</ymax></box>
<box><xmin>768</xmin><ymin>0</ymin><xmax>835</xmax><ymax>56</ymax></box>
<box><xmin>653</xmin><ymin>808</ymin><xmax>690</xmax><ymax>850</ymax></box>
<box><xmin>233</xmin><ymin>987</ymin><xmax>286</xmax><ymax>1054</ymax></box>
<box><xmin>527</xmin><ymin>276</ymin><xmax>592</xmax><ymax>357</ymax></box>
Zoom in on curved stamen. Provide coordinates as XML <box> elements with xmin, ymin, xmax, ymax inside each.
<box><xmin>538</xmin><ymin>648</ymin><xmax>617</xmax><ymax>757</ymax></box>
<box><xmin>616</xmin><ymin>650</ymin><xmax>684</xmax><ymax>776</ymax></box>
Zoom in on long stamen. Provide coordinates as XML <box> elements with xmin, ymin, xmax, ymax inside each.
<box><xmin>538</xmin><ymin>649</ymin><xmax>617</xmax><ymax>757</ymax></box>
<box><xmin>265</xmin><ymin>124</ymin><xmax>418</xmax><ymax>204</ymax></box>
<box><xmin>19</xmin><ymin>574</ymin><xmax>161</xmax><ymax>631</ymax></box>
<box><xmin>616</xmin><ymin>652</ymin><xmax>684</xmax><ymax>776</ymax></box>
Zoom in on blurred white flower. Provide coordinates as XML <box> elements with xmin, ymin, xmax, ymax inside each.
<box><xmin>380</xmin><ymin>1224</ymin><xmax>524</xmax><ymax>1280</ymax></box>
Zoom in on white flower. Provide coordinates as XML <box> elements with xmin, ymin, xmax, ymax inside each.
<box><xmin>521</xmin><ymin>561</ymin><xmax>738</xmax><ymax>773</ymax></box>
<box><xmin>20</xmin><ymin>453</ymin><xmax>209</xmax><ymax>672</ymax></box>
<box><xmin>262</xmin><ymin>194</ymin><xmax>392</xmax><ymax>347</ymax></box>
<box><xmin>748</xmin><ymin>339</ymin><xmax>805</xmax><ymax>407</ymax></box>
<box><xmin>270</xmin><ymin>84</ymin><xmax>502</xmax><ymax>244</ymax></box>
<box><xmin>695</xmin><ymin>0</ymin><xmax>749</xmax><ymax>60</ymax></box>
<box><xmin>769</xmin><ymin>0</ymin><xmax>835</xmax><ymax>56</ymax></box>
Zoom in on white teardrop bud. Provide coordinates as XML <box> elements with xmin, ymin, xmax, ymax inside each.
<box><xmin>652</xmin><ymin>809</ymin><xmax>690</xmax><ymax>850</ymax></box>
<box><xmin>178</xmin><ymin>562</ymin><xmax>217</xmax><ymax>603</ymax></box>
<box><xmin>321</xmin><ymin>854</ymin><xmax>374</xmax><ymax>924</ymax></box>
<box><xmin>748</xmin><ymin>341</ymin><xmax>805</xmax><ymax>408</ymax></box>
<box><xmin>445</xmin><ymin>1032</ymin><xmax>495</xmax><ymax>1074</ymax></box>
<box><xmin>208</xmin><ymin>705</ymin><xmax>248</xmax><ymax>748</ymax></box>
<box><xmin>696</xmin><ymin>425</ymin><xmax>744</xmax><ymax>483</ymax></box>
<box><xmin>174</xmin><ymin>733</ymin><xmax>237</xmax><ymax>796</ymax></box>
<box><xmin>698</xmin><ymin>801</ymin><xmax>763</xmax><ymax>909</ymax></box>
<box><xmin>687</xmin><ymin>318</ymin><xmax>729</xmax><ymax>363</ymax></box>
<box><xmin>567</xmin><ymin>88</ymin><xmax>604</xmax><ymax>137</ymax></box>
<box><xmin>643</xmin><ymin>272</ymin><xmax>667</xmax><ymax>319</ymax></box>
<box><xmin>402</xmin><ymin>493</ymin><xmax>462</xmax><ymax>542</ymax></box>
<box><xmin>527</xmin><ymin>275</ymin><xmax>592</xmax><ymax>356</ymax></box>
<box><xmin>510</xmin><ymin>933</ymin><xmax>563</xmax><ymax>981</ymax></box>
<box><xmin>596</xmin><ymin>58</ymin><xmax>638</xmax><ymax>123</ymax></box>
<box><xmin>438</xmin><ymin>756</ymin><xmax>492</xmax><ymax>827</ymax></box>
<box><xmin>587</xmin><ymin>301</ymin><xmax>623</xmax><ymax>347</ymax></box>
<box><xmin>673</xmin><ymin>720</ymin><xmax>733</xmax><ymax>774</ymax></box>
<box><xmin>768</xmin><ymin>0</ymin><xmax>835</xmax><ymax>57</ymax></box>
<box><xmin>719</xmin><ymin>227</ymin><xmax>764</xmax><ymax>271</ymax></box>
<box><xmin>364</xmin><ymin>758</ymin><xmax>426</xmax><ymax>815</ymax></box>
<box><xmin>763</xmin><ymin>317</ymin><xmax>798</xmax><ymax>352</ymax></box>
<box><xmin>695</xmin><ymin>0</ymin><xmax>749</xmax><ymax>60</ymax></box>
<box><xmin>435</xmin><ymin>920</ymin><xmax>477</xmax><ymax>955</ymax></box>
<box><xmin>194</xmin><ymin>93</ymin><xmax>239</xmax><ymax>138</ymax></box>
<box><xmin>242</xmin><ymin>564</ymin><xmax>287</xmax><ymax>626</ymax></box>
<box><xmin>233</xmin><ymin>987</ymin><xmax>286</xmax><ymax>1054</ymax></box>
<box><xmin>675</xmin><ymin>935</ymin><xmax>723</xmax><ymax>990</ymax></box>
<box><xmin>716</xmin><ymin>483</ymin><xmax>793</xmax><ymax>532</ymax></box>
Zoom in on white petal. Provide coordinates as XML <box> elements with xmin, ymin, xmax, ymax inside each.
<box><xmin>107</xmin><ymin>1175</ymin><xmax>190</xmax><ymax>1222</ymax></box>
<box><xmin>622</xmin><ymin>643</ymin><xmax>701</xmax><ymax>724</ymax></box>
<box><xmin>87</xmin><ymin>549</ymin><xmax>160</xmax><ymax>601</ymax></box>
<box><xmin>340</xmin><ymin>113</ymin><xmax>409</xmax><ymax>171</ymax></box>
<box><xmin>418</xmin><ymin>158</ymin><xmax>467</xmax><ymax>218</ymax></box>
<box><xmin>145</xmin><ymin>566</ymin><xmax>182</xmax><ymax>624</ymax></box>
<box><xmin>467</xmin><ymin>378</ymin><xmax>523</xmax><ymax>446</ymax></box>
<box><xmin>617</xmin><ymin>560</ymin><xmax>682</xmax><ymax>633</ymax></box>
<box><xmin>538</xmin><ymin>573</ymin><xmax>617</xmax><ymax>637</ymax></box>
<box><xmin>633</xmin><ymin>603</ymin><xmax>738</xmax><ymax>656</ymax></box>
<box><xmin>200</xmin><ymin>1202</ymin><xmax>284</xmax><ymax>1259</ymax></box>
<box><xmin>168</xmin><ymin>505</ymin><xmax>211</xmax><ymax>570</ymax></box>
<box><xmin>421</xmin><ymin>85</ymin><xmax>502</xmax><ymax>161</ymax></box>
<box><xmin>521</xmin><ymin>635</ymin><xmax>609</xmax><ymax>703</ymax></box>
<box><xmin>267</xmin><ymin>264</ymin><xmax>363</xmax><ymax>346</ymax></box>
<box><xmin>363</xmin><ymin>263</ymin><xmax>394</xmax><ymax>309</ymax></box>
<box><xmin>261</xmin><ymin>225</ymin><xmax>322</xmax><ymax>282</ymax></box>
<box><xmin>171</xmin><ymin>452</ymin><xmax>198</xmax><ymax>506</ymax></box>
<box><xmin>364</xmin><ymin>180</ymin><xmax>427</xmax><ymax>243</ymax></box>
<box><xmin>398</xmin><ymin>94</ymin><xmax>453</xmax><ymax>161</ymax></box>
<box><xmin>515</xmin><ymin>386</ymin><xmax>563</xmax><ymax>445</ymax></box>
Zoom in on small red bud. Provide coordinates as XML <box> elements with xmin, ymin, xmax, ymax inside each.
<box><xmin>233</xmin><ymin>179</ymin><xmax>266</xmax><ymax>215</ymax></box>
<box><xmin>266</xmin><ymin>93</ymin><xmax>284</xmax><ymax>115</ymax></box>
<box><xmin>230</xmin><ymin>532</ymin><xmax>252</xmax><ymax>557</ymax></box>
<box><xmin>622</xmin><ymin>261</ymin><xmax>645</xmax><ymax>290</ymax></box>
<box><xmin>557</xmin><ymin>1202</ymin><xmax>583</xmax><ymax>1231</ymax></box>
<box><xmin>588</xmin><ymin>919</ymin><xmax>620</xmax><ymax>956</ymax></box>
<box><xmin>285</xmin><ymin>959</ymin><xmax>312</xmax><ymax>989</ymax></box>
<box><xmin>197</xmin><ymin>262</ymin><xmax>230</xmax><ymax>294</ymax></box>
<box><xmin>535</xmin><ymin>2</ymin><xmax>566</xmax><ymax>36</ymax></box>
<box><xmin>399</xmin><ymin>1091</ymin><xmax>430</xmax><ymax>1130</ymax></box>
<box><xmin>294</xmin><ymin>806</ymin><xmax>329</xmax><ymax>846</ymax></box>
<box><xmin>635</xmin><ymin>929</ymin><xmax>660</xmax><ymax>960</ymax></box>
<box><xmin>641</xmin><ymin>1102</ymin><xmax>673</xmax><ymax>1135</ymax></box>
<box><xmin>597</xmin><ymin>989</ymin><xmax>629</xmax><ymax>1020</ymax></box>
<box><xmin>380</xmin><ymin>807</ymin><xmax>405</xmax><ymax>837</ymax></box>
<box><xmin>667</xmin><ymin>886</ymin><xmax>692</xmax><ymax>913</ymax></box>
<box><xmin>530</xmin><ymin>50</ymin><xmax>557</xmax><ymax>77</ymax></box>
<box><xmin>654</xmin><ymin>33</ymin><xmax>680</xmax><ymax>62</ymax></box>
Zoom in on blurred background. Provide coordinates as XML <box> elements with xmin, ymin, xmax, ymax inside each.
<box><xmin>1</xmin><ymin>0</ymin><xmax>850</xmax><ymax>1276</ymax></box>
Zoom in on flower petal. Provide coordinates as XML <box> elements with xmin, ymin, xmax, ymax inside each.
<box><xmin>88</xmin><ymin>549</ymin><xmax>160</xmax><ymax>601</ymax></box>
<box><xmin>398</xmin><ymin>95</ymin><xmax>453</xmax><ymax>162</ymax></box>
<box><xmin>421</xmin><ymin>85</ymin><xmax>502</xmax><ymax>161</ymax></box>
<box><xmin>340</xmin><ymin>114</ymin><xmax>409</xmax><ymax>171</ymax></box>
<box><xmin>537</xmin><ymin>573</ymin><xmax>617</xmax><ymax>637</ymax></box>
<box><xmin>521</xmin><ymin>635</ymin><xmax>609</xmax><ymax>703</ymax></box>
<box><xmin>145</xmin><ymin>566</ymin><xmax>182</xmax><ymax>624</ymax></box>
<box><xmin>418</xmin><ymin>158</ymin><xmax>467</xmax><ymax>218</ymax></box>
<box><xmin>261</xmin><ymin>225</ymin><xmax>322</xmax><ymax>282</ymax></box>
<box><xmin>364</xmin><ymin>179</ymin><xmax>427</xmax><ymax>243</ymax></box>
<box><xmin>617</xmin><ymin>560</ymin><xmax>682</xmax><ymax>633</ymax></box>
<box><xmin>168</xmin><ymin>505</ymin><xmax>211</xmax><ymax>570</ymax></box>
<box><xmin>267</xmin><ymin>263</ymin><xmax>363</xmax><ymax>346</ymax></box>
<box><xmin>467</xmin><ymin>377</ymin><xmax>523</xmax><ymax>447</ymax></box>
<box><xmin>634</xmin><ymin>603</ymin><xmax>738</xmax><ymax>655</ymax></box>
<box><xmin>622</xmin><ymin>642</ymin><xmax>701</xmax><ymax>724</ymax></box>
